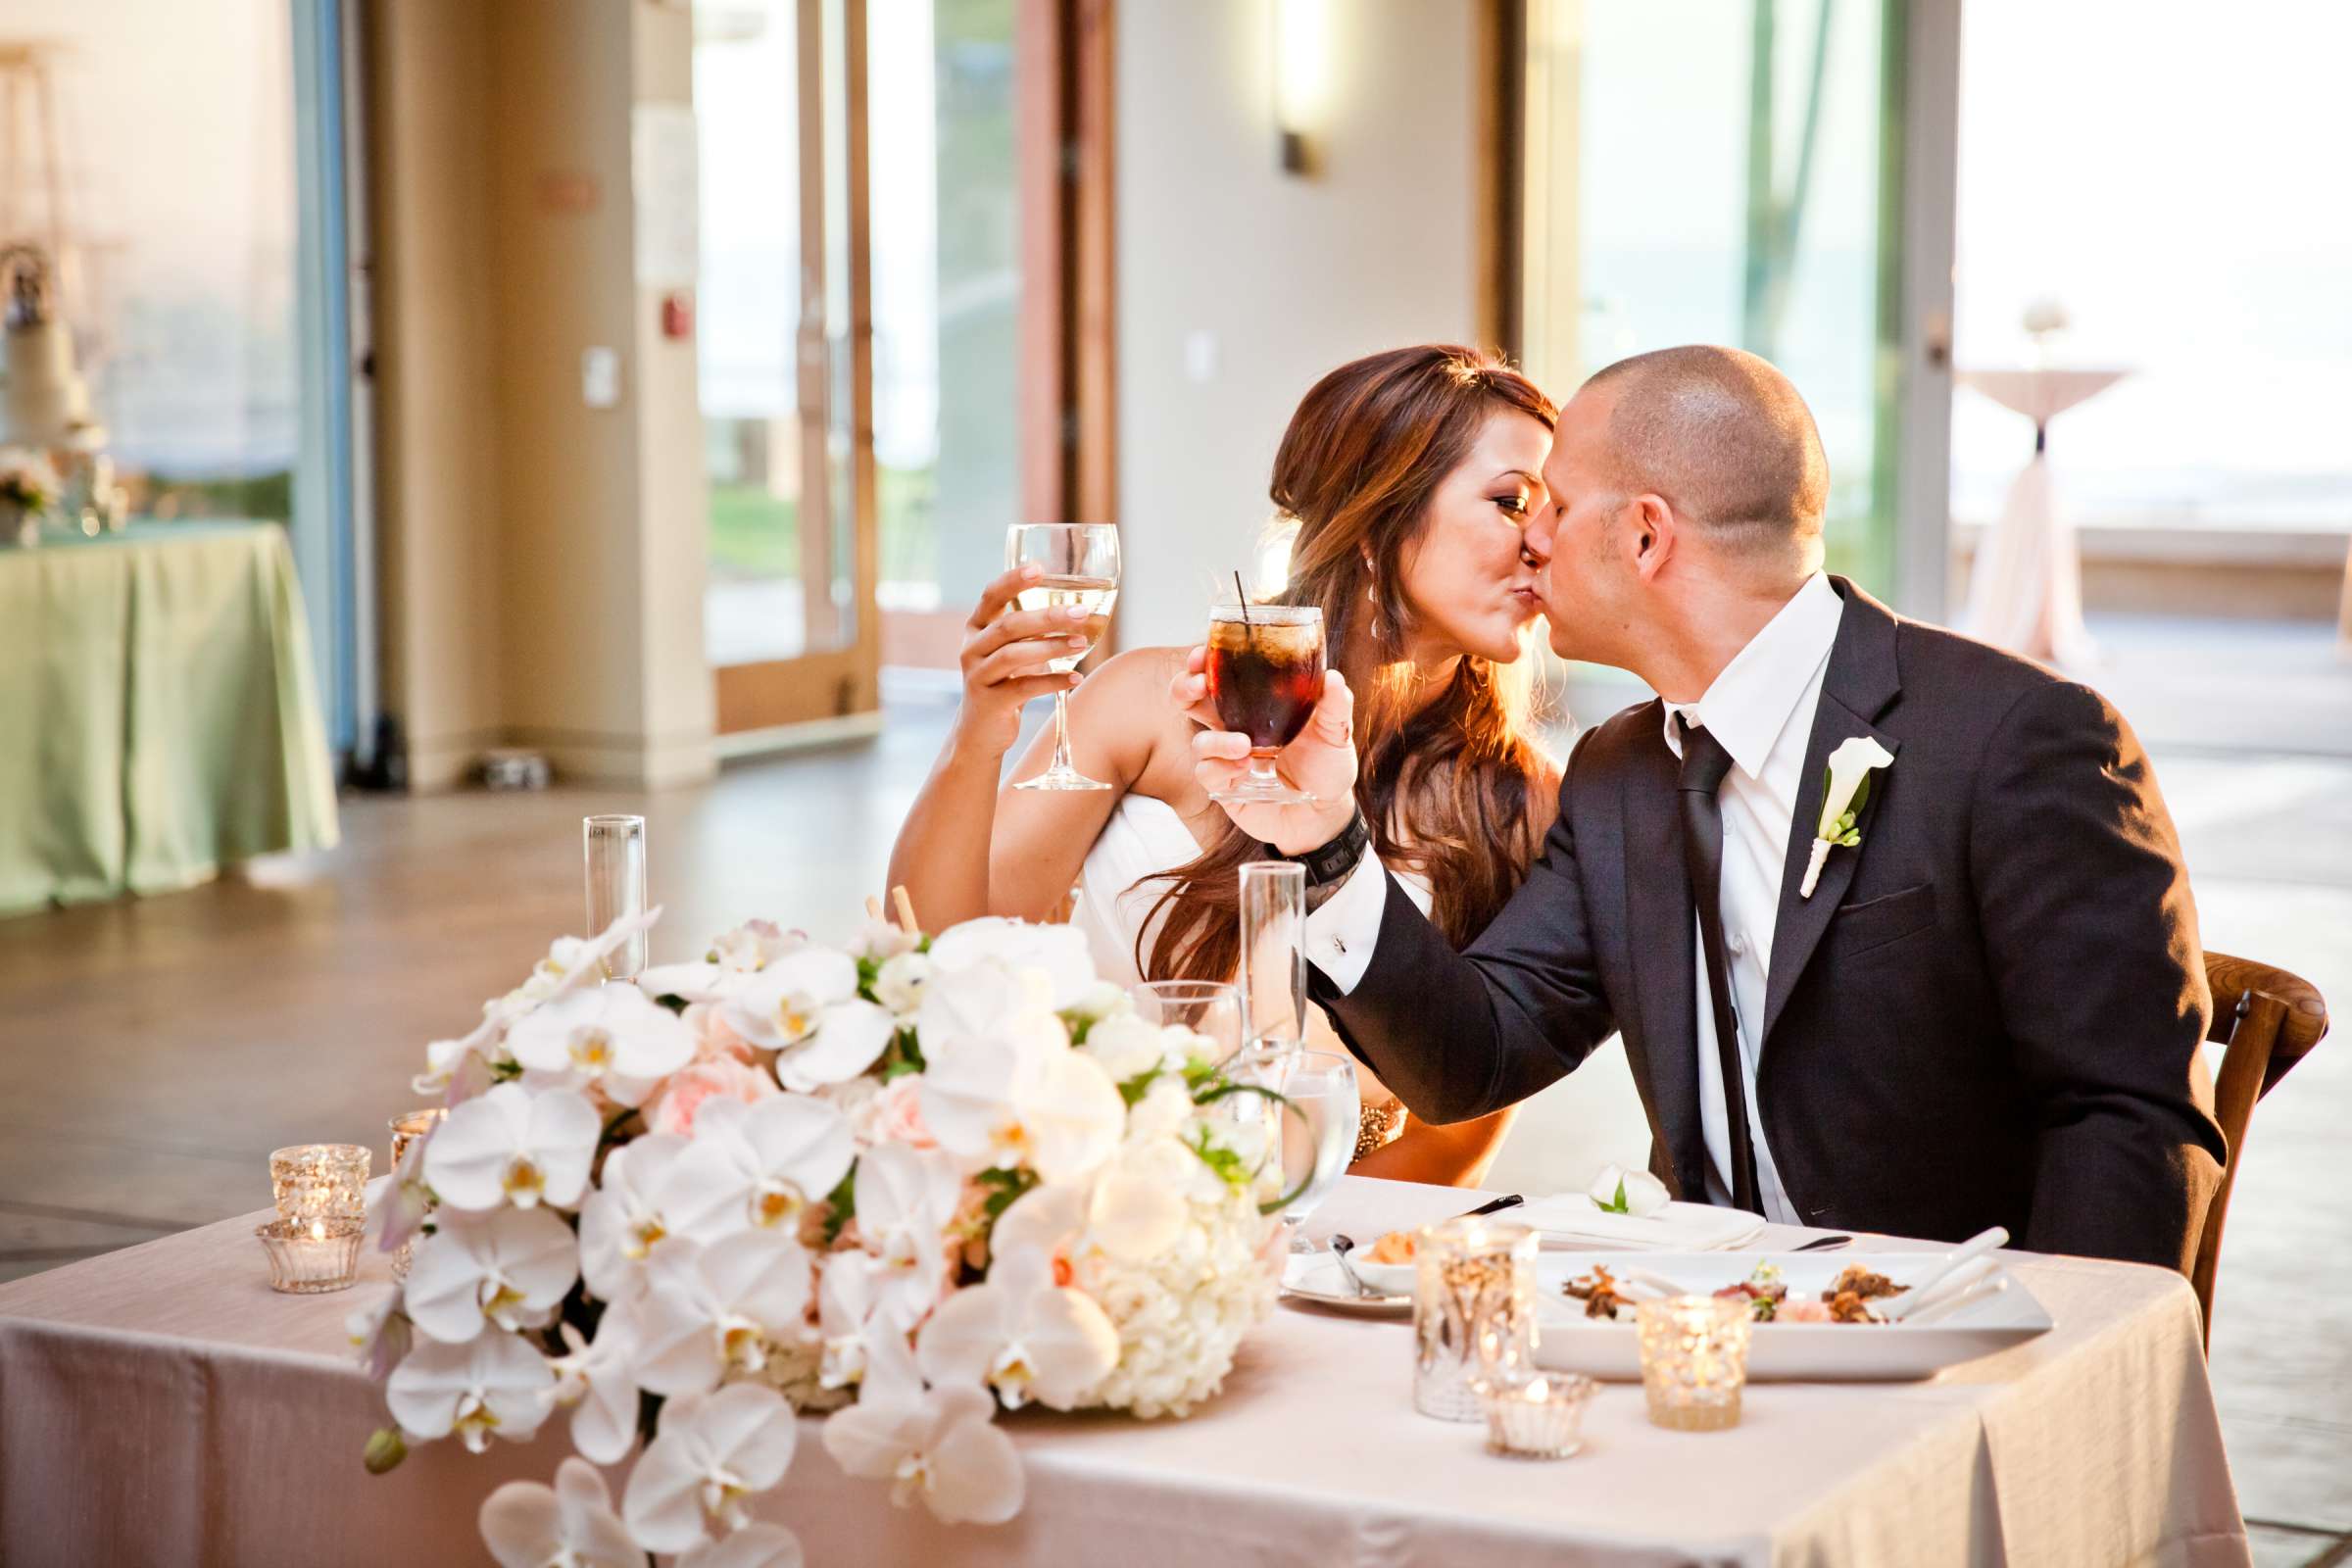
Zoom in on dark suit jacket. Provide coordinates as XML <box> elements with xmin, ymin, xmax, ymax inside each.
<box><xmin>1317</xmin><ymin>580</ymin><xmax>2226</xmax><ymax>1270</ymax></box>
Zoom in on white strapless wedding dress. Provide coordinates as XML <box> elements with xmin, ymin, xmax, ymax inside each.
<box><xmin>1071</xmin><ymin>794</ymin><xmax>1435</xmax><ymax>989</ymax></box>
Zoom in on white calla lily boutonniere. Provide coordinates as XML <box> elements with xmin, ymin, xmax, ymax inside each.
<box><xmin>1799</xmin><ymin>736</ymin><xmax>1895</xmax><ymax>899</ymax></box>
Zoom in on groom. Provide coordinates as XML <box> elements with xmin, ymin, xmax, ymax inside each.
<box><xmin>1181</xmin><ymin>345</ymin><xmax>2225</xmax><ymax>1270</ymax></box>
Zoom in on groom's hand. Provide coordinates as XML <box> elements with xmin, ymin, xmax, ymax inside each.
<box><xmin>1169</xmin><ymin>647</ymin><xmax>1358</xmax><ymax>855</ymax></box>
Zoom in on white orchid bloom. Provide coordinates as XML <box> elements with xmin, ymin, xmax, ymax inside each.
<box><xmin>921</xmin><ymin>1033</ymin><xmax>1124</xmax><ymax>1184</ymax></box>
<box><xmin>346</xmin><ymin>1288</ymin><xmax>412</xmax><ymax>1382</ymax></box>
<box><xmin>413</xmin><ymin>1015</ymin><xmax>501</xmax><ymax>1101</ymax></box>
<box><xmin>478</xmin><ymin>1456</ymin><xmax>640</xmax><ymax>1568</ymax></box>
<box><xmin>662</xmin><ymin>1096</ymin><xmax>856</xmax><ymax>1243</ymax></box>
<box><xmin>915</xmin><ymin>1246</ymin><xmax>1118</xmax><ymax>1411</ymax></box>
<box><xmin>545</xmin><ymin>1301</ymin><xmax>643</xmax><ymax>1465</ymax></box>
<box><xmin>720</xmin><ymin>948</ymin><xmax>858</xmax><ymax>1050</ymax></box>
<box><xmin>846</xmin><ymin>917</ymin><xmax>919</xmax><ymax>961</ymax></box>
<box><xmin>851</xmin><ymin>1142</ymin><xmax>963</xmax><ymax>1329</ymax></box>
<box><xmin>577</xmin><ymin>1133</ymin><xmax>691</xmax><ymax>1302</ymax></box>
<box><xmin>425</xmin><ymin>1082</ymin><xmax>600</xmax><ymax>1213</ymax></box>
<box><xmin>990</xmin><ymin>1154</ymin><xmax>1186</xmax><ymax>1271</ymax></box>
<box><xmin>925</xmin><ymin>916</ymin><xmax>1095</xmax><ymax>1011</ymax></box>
<box><xmin>641</xmin><ymin>919</ymin><xmax>804</xmax><ymax>1003</ymax></box>
<box><xmin>821</xmin><ymin>1333</ymin><xmax>1023</xmax><ymax>1526</ymax></box>
<box><xmin>1587</xmin><ymin>1162</ymin><xmax>1671</xmax><ymax>1218</ymax></box>
<box><xmin>773</xmin><ymin>1000</ymin><xmax>897</xmax><ymax>1093</ymax></box>
<box><xmin>873</xmin><ymin>952</ymin><xmax>931</xmax><ymax>1015</ymax></box>
<box><xmin>816</xmin><ymin>1250</ymin><xmax>882</xmax><ymax>1390</ymax></box>
<box><xmin>677</xmin><ymin>1523</ymin><xmax>807</xmax><ymax>1568</ymax></box>
<box><xmin>403</xmin><ymin>1205</ymin><xmax>580</xmax><ymax>1343</ymax></box>
<box><xmin>621</xmin><ymin>1384</ymin><xmax>800</xmax><ymax>1554</ymax></box>
<box><xmin>506</xmin><ymin>984</ymin><xmax>696</xmax><ymax>1105</ymax></box>
<box><xmin>914</xmin><ymin>957</ymin><xmax>1056</xmax><ymax>1061</ymax></box>
<box><xmin>527</xmin><ymin>906</ymin><xmax>665</xmax><ymax>1004</ymax></box>
<box><xmin>634</xmin><ymin>1232</ymin><xmax>816</xmax><ymax>1396</ymax></box>
<box><xmin>386</xmin><ymin>1330</ymin><xmax>557</xmax><ymax>1452</ymax></box>
<box><xmin>1080</xmin><ymin>1011</ymin><xmax>1167</xmax><ymax>1084</ymax></box>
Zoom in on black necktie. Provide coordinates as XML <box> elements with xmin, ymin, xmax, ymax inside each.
<box><xmin>1677</xmin><ymin>715</ymin><xmax>1762</xmax><ymax>1213</ymax></box>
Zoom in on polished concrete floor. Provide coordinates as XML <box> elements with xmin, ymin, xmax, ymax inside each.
<box><xmin>2</xmin><ymin>673</ymin><xmax>2346</xmax><ymax>1562</ymax></box>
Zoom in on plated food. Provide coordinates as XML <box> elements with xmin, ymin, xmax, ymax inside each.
<box><xmin>1561</xmin><ymin>1260</ymin><xmax>1913</xmax><ymax>1324</ymax></box>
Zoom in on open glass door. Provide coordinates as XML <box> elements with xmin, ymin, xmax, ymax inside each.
<box><xmin>698</xmin><ymin>0</ymin><xmax>880</xmax><ymax>738</ymax></box>
<box><xmin>1522</xmin><ymin>0</ymin><xmax>1908</xmax><ymax>592</ymax></box>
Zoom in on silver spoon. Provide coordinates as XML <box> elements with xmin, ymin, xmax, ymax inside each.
<box><xmin>1328</xmin><ymin>1234</ymin><xmax>1379</xmax><ymax>1298</ymax></box>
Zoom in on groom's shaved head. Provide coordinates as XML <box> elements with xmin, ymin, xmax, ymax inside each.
<box><xmin>1581</xmin><ymin>346</ymin><xmax>1829</xmax><ymax>567</ymax></box>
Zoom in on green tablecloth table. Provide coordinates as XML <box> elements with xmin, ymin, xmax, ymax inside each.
<box><xmin>0</xmin><ymin>520</ymin><xmax>339</xmax><ymax>915</ymax></box>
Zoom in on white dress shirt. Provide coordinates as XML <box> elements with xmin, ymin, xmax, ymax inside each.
<box><xmin>1307</xmin><ymin>572</ymin><xmax>1845</xmax><ymax>1224</ymax></box>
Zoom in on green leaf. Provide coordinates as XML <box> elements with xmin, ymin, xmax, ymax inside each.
<box><xmin>1849</xmin><ymin>771</ymin><xmax>1874</xmax><ymax>815</ymax></box>
<box><xmin>1116</xmin><ymin>1066</ymin><xmax>1161</xmax><ymax>1106</ymax></box>
<box><xmin>1187</xmin><ymin>1126</ymin><xmax>1251</xmax><ymax>1191</ymax></box>
<box><xmin>1596</xmin><ymin>1176</ymin><xmax>1631</xmax><ymax>1214</ymax></box>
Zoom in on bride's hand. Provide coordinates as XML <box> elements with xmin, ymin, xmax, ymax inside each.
<box><xmin>1170</xmin><ymin>649</ymin><xmax>1359</xmax><ymax>855</ymax></box>
<box><xmin>952</xmin><ymin>564</ymin><xmax>1093</xmax><ymax>756</ymax></box>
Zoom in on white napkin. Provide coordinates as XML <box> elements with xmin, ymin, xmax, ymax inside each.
<box><xmin>1514</xmin><ymin>1196</ymin><xmax>1767</xmax><ymax>1251</ymax></box>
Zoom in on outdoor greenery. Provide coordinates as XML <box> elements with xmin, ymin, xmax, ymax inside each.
<box><xmin>708</xmin><ymin>465</ymin><xmax>938</xmax><ymax>586</ymax></box>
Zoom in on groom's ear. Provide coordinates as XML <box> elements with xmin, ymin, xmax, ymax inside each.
<box><xmin>1630</xmin><ymin>494</ymin><xmax>1677</xmax><ymax>582</ymax></box>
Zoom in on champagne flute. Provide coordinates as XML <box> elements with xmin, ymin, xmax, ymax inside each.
<box><xmin>1006</xmin><ymin>523</ymin><xmax>1121</xmax><ymax>792</ymax></box>
<box><xmin>1204</xmin><ymin>604</ymin><xmax>1325</xmax><ymax>805</ymax></box>
<box><xmin>1239</xmin><ymin>860</ymin><xmax>1306</xmax><ymax>1056</ymax></box>
<box><xmin>583</xmin><ymin>814</ymin><xmax>647</xmax><ymax>980</ymax></box>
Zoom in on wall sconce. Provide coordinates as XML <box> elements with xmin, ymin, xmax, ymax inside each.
<box><xmin>1273</xmin><ymin>0</ymin><xmax>1331</xmax><ymax>176</ymax></box>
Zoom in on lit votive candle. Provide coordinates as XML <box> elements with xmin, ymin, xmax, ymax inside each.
<box><xmin>270</xmin><ymin>1144</ymin><xmax>371</xmax><ymax>1227</ymax></box>
<box><xmin>1413</xmin><ymin>1217</ymin><xmax>1539</xmax><ymax>1422</ymax></box>
<box><xmin>386</xmin><ymin>1110</ymin><xmax>446</xmax><ymax>1282</ymax></box>
<box><xmin>1636</xmin><ymin>1295</ymin><xmax>1753</xmax><ymax>1431</ymax></box>
<box><xmin>1477</xmin><ymin>1371</ymin><xmax>1597</xmax><ymax>1459</ymax></box>
<box><xmin>256</xmin><ymin>1216</ymin><xmax>365</xmax><ymax>1294</ymax></box>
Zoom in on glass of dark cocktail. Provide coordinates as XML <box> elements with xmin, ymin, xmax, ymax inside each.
<box><xmin>1204</xmin><ymin>604</ymin><xmax>1325</xmax><ymax>806</ymax></box>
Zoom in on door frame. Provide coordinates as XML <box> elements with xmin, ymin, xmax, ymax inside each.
<box><xmin>713</xmin><ymin>0</ymin><xmax>884</xmax><ymax>737</ymax></box>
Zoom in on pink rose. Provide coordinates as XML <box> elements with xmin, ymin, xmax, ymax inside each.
<box><xmin>645</xmin><ymin>1057</ymin><xmax>776</xmax><ymax>1138</ymax></box>
<box><xmin>867</xmin><ymin>1076</ymin><xmax>935</xmax><ymax>1149</ymax></box>
<box><xmin>682</xmin><ymin>1004</ymin><xmax>758</xmax><ymax>1065</ymax></box>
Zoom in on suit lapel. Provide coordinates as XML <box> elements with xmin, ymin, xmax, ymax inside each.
<box><xmin>1759</xmin><ymin>580</ymin><xmax>1905</xmax><ymax>1046</ymax></box>
<box><xmin>1618</xmin><ymin>709</ymin><xmax>1707</xmax><ymax>1194</ymax></box>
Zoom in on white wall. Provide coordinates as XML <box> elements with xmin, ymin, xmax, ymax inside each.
<box><xmin>1114</xmin><ymin>0</ymin><xmax>1486</xmax><ymax>648</ymax></box>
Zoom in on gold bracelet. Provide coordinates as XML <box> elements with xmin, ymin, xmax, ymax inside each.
<box><xmin>1352</xmin><ymin>1099</ymin><xmax>1406</xmax><ymax>1164</ymax></box>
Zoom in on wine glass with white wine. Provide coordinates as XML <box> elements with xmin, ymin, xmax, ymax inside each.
<box><xmin>1005</xmin><ymin>523</ymin><xmax>1121</xmax><ymax>792</ymax></box>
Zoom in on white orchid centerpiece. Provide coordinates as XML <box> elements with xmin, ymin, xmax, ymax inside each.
<box><xmin>359</xmin><ymin>906</ymin><xmax>1290</xmax><ymax>1562</ymax></box>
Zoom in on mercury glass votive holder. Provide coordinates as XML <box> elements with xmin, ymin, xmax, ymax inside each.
<box><xmin>270</xmin><ymin>1144</ymin><xmax>371</xmax><ymax>1227</ymax></box>
<box><xmin>1477</xmin><ymin>1370</ymin><xmax>1598</xmax><ymax>1459</ymax></box>
<box><xmin>1636</xmin><ymin>1296</ymin><xmax>1753</xmax><ymax>1431</ymax></box>
<box><xmin>1413</xmin><ymin>1217</ymin><xmax>1539</xmax><ymax>1422</ymax></box>
<box><xmin>387</xmin><ymin>1110</ymin><xmax>447</xmax><ymax>1281</ymax></box>
<box><xmin>256</xmin><ymin>1216</ymin><xmax>365</xmax><ymax>1294</ymax></box>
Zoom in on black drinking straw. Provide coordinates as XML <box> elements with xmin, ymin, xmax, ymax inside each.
<box><xmin>1234</xmin><ymin>571</ymin><xmax>1251</xmax><ymax>629</ymax></box>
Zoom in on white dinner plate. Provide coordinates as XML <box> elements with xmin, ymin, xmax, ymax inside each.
<box><xmin>1532</xmin><ymin>1251</ymin><xmax>2054</xmax><ymax>1382</ymax></box>
<box><xmin>1281</xmin><ymin>1251</ymin><xmax>1410</xmax><ymax>1315</ymax></box>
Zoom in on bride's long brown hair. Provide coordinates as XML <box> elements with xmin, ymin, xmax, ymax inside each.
<box><xmin>1140</xmin><ymin>345</ymin><xmax>1557</xmax><ymax>983</ymax></box>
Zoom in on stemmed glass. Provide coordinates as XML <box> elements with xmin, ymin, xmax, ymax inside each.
<box><xmin>1006</xmin><ymin>523</ymin><xmax>1121</xmax><ymax>791</ymax></box>
<box><xmin>1239</xmin><ymin>861</ymin><xmax>1306</xmax><ymax>1056</ymax></box>
<box><xmin>1229</xmin><ymin>1046</ymin><xmax>1359</xmax><ymax>1248</ymax></box>
<box><xmin>1204</xmin><ymin>603</ymin><xmax>1325</xmax><ymax>805</ymax></box>
<box><xmin>1130</xmin><ymin>980</ymin><xmax>1245</xmax><ymax>1060</ymax></box>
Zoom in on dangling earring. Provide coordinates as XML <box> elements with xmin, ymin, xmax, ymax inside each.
<box><xmin>1363</xmin><ymin>553</ymin><xmax>1385</xmax><ymax>640</ymax></box>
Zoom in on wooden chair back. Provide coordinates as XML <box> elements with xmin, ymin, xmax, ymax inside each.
<box><xmin>2193</xmin><ymin>951</ymin><xmax>2329</xmax><ymax>1348</ymax></box>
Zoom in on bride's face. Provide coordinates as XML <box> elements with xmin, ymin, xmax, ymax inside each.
<box><xmin>1393</xmin><ymin>411</ymin><xmax>1552</xmax><ymax>665</ymax></box>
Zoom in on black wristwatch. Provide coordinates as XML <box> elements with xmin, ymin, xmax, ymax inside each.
<box><xmin>1279</xmin><ymin>803</ymin><xmax>1371</xmax><ymax>906</ymax></box>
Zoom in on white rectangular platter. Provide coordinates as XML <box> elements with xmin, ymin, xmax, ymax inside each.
<box><xmin>1532</xmin><ymin>1251</ymin><xmax>2054</xmax><ymax>1382</ymax></box>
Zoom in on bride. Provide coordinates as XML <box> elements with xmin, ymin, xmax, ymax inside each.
<box><xmin>888</xmin><ymin>344</ymin><xmax>1562</xmax><ymax>1185</ymax></box>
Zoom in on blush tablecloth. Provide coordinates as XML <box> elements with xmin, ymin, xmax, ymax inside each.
<box><xmin>0</xmin><ymin>1177</ymin><xmax>2247</xmax><ymax>1567</ymax></box>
